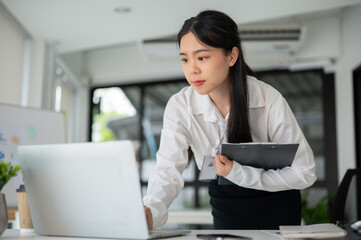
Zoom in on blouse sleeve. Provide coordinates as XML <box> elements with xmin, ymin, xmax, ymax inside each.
<box><xmin>143</xmin><ymin>96</ymin><xmax>191</xmax><ymax>229</ymax></box>
<box><xmin>225</xmin><ymin>94</ymin><xmax>317</xmax><ymax>191</ymax></box>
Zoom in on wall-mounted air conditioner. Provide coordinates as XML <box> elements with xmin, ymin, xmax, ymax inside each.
<box><xmin>141</xmin><ymin>27</ymin><xmax>303</xmax><ymax>62</ymax></box>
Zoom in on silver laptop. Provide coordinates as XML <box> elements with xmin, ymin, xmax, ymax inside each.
<box><xmin>18</xmin><ymin>141</ymin><xmax>190</xmax><ymax>239</ymax></box>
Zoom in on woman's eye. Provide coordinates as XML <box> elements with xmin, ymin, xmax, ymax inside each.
<box><xmin>181</xmin><ymin>59</ymin><xmax>187</xmax><ymax>63</ymax></box>
<box><xmin>198</xmin><ymin>57</ymin><xmax>207</xmax><ymax>61</ymax></box>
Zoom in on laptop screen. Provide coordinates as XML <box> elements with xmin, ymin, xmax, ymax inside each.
<box><xmin>18</xmin><ymin>141</ymin><xmax>149</xmax><ymax>239</ymax></box>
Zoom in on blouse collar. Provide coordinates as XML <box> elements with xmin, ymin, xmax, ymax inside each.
<box><xmin>190</xmin><ymin>76</ymin><xmax>265</xmax><ymax>122</ymax></box>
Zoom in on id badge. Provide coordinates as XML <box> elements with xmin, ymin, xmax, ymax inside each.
<box><xmin>198</xmin><ymin>155</ymin><xmax>217</xmax><ymax>181</ymax></box>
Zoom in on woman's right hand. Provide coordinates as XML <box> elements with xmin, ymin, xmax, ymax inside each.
<box><xmin>144</xmin><ymin>206</ymin><xmax>153</xmax><ymax>230</ymax></box>
<box><xmin>215</xmin><ymin>154</ymin><xmax>234</xmax><ymax>177</ymax></box>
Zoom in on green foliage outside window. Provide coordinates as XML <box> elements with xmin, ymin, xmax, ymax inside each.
<box><xmin>302</xmin><ymin>190</ymin><xmax>331</xmax><ymax>224</ymax></box>
<box><xmin>92</xmin><ymin>109</ymin><xmax>131</xmax><ymax>142</ymax></box>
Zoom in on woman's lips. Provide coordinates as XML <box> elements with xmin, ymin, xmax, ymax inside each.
<box><xmin>193</xmin><ymin>80</ymin><xmax>205</xmax><ymax>87</ymax></box>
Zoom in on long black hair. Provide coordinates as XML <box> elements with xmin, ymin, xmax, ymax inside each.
<box><xmin>177</xmin><ymin>10</ymin><xmax>255</xmax><ymax>143</ymax></box>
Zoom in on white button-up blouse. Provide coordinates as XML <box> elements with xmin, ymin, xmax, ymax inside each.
<box><xmin>143</xmin><ymin>76</ymin><xmax>317</xmax><ymax>229</ymax></box>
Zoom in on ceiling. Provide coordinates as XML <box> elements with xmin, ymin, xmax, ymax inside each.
<box><xmin>2</xmin><ymin>0</ymin><xmax>361</xmax><ymax>54</ymax></box>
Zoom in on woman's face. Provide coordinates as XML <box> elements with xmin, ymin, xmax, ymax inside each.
<box><xmin>179</xmin><ymin>32</ymin><xmax>237</xmax><ymax>96</ymax></box>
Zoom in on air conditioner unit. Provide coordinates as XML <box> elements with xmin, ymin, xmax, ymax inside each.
<box><xmin>141</xmin><ymin>27</ymin><xmax>303</xmax><ymax>61</ymax></box>
<box><xmin>241</xmin><ymin>28</ymin><xmax>302</xmax><ymax>63</ymax></box>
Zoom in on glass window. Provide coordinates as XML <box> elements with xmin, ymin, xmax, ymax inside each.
<box><xmin>258</xmin><ymin>71</ymin><xmax>325</xmax><ymax>181</ymax></box>
<box><xmin>142</xmin><ymin>82</ymin><xmax>188</xmax><ymax>160</ymax></box>
<box><xmin>257</xmin><ymin>70</ymin><xmax>333</xmax><ymax>224</ymax></box>
<box><xmin>92</xmin><ymin>87</ymin><xmax>137</xmax><ymax>142</ymax></box>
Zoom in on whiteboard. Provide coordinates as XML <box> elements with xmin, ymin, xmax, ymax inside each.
<box><xmin>0</xmin><ymin>103</ymin><xmax>66</xmax><ymax>207</ymax></box>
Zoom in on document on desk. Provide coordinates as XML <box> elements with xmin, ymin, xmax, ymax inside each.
<box><xmin>218</xmin><ymin>142</ymin><xmax>299</xmax><ymax>185</ymax></box>
<box><xmin>279</xmin><ymin>223</ymin><xmax>347</xmax><ymax>238</ymax></box>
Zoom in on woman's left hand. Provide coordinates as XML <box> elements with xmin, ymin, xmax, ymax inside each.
<box><xmin>214</xmin><ymin>155</ymin><xmax>234</xmax><ymax>177</ymax></box>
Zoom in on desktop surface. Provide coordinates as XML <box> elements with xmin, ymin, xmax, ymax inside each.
<box><xmin>1</xmin><ymin>229</ymin><xmax>275</xmax><ymax>240</ymax></box>
<box><xmin>2</xmin><ymin>225</ymin><xmax>361</xmax><ymax>240</ymax></box>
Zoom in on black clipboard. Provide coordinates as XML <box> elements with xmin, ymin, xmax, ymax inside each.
<box><xmin>218</xmin><ymin>143</ymin><xmax>299</xmax><ymax>185</ymax></box>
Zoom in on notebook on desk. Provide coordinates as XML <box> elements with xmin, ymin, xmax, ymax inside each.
<box><xmin>18</xmin><ymin>141</ymin><xmax>190</xmax><ymax>240</ymax></box>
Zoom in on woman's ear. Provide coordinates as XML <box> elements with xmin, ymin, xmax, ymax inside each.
<box><xmin>229</xmin><ymin>47</ymin><xmax>239</xmax><ymax>67</ymax></box>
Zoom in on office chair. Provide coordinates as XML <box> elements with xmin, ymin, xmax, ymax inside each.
<box><xmin>330</xmin><ymin>168</ymin><xmax>361</xmax><ymax>228</ymax></box>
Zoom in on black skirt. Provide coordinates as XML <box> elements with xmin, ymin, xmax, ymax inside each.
<box><xmin>208</xmin><ymin>179</ymin><xmax>302</xmax><ymax>229</ymax></box>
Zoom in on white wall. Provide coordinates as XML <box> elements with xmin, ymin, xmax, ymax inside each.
<box><xmin>60</xmin><ymin>51</ymin><xmax>85</xmax><ymax>81</ymax></box>
<box><xmin>297</xmin><ymin>16</ymin><xmax>340</xmax><ymax>60</ymax></box>
<box><xmin>335</xmin><ymin>4</ymin><xmax>361</xmax><ymax>179</ymax></box>
<box><xmin>27</xmin><ymin>38</ymin><xmax>46</xmax><ymax>108</ymax></box>
<box><xmin>332</xmin><ymin>4</ymin><xmax>361</xmax><ymax>222</ymax></box>
<box><xmin>0</xmin><ymin>6</ymin><xmax>24</xmax><ymax>105</ymax></box>
<box><xmin>83</xmin><ymin>42</ymin><xmax>183</xmax><ymax>86</ymax></box>
<box><xmin>334</xmin><ymin>5</ymin><xmax>361</xmax><ymax>222</ymax></box>
<box><xmin>0</xmin><ymin>4</ymin><xmax>49</xmax><ymax>109</ymax></box>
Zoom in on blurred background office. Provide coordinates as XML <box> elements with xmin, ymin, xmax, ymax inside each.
<box><xmin>1</xmin><ymin>0</ymin><xmax>361</xmax><ymax>229</ymax></box>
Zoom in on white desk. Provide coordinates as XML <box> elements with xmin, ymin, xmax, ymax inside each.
<box><xmin>2</xmin><ymin>229</ymin><xmax>281</xmax><ymax>240</ymax></box>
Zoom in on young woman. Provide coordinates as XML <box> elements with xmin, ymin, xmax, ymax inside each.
<box><xmin>143</xmin><ymin>10</ymin><xmax>316</xmax><ymax>230</ymax></box>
